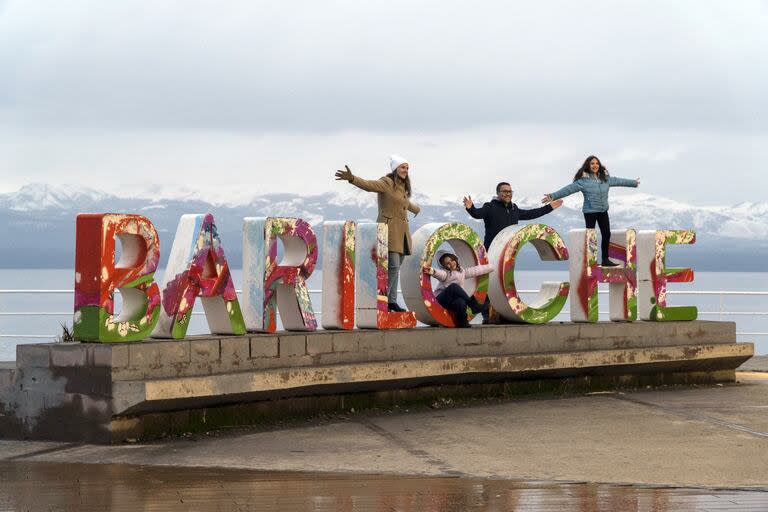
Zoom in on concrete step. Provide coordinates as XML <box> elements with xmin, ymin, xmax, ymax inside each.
<box><xmin>113</xmin><ymin>342</ymin><xmax>753</xmax><ymax>415</ymax></box>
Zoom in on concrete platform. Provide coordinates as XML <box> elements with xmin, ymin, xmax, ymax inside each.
<box><xmin>0</xmin><ymin>321</ymin><xmax>754</xmax><ymax>443</ymax></box>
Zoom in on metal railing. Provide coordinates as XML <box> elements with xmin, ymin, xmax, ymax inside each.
<box><xmin>0</xmin><ymin>289</ymin><xmax>767</xmax><ymax>340</ymax></box>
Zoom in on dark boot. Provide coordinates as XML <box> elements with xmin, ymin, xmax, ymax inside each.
<box><xmin>454</xmin><ymin>310</ymin><xmax>472</xmax><ymax>328</ymax></box>
<box><xmin>468</xmin><ymin>297</ymin><xmax>488</xmax><ymax>315</ymax></box>
<box><xmin>601</xmin><ymin>259</ymin><xmax>619</xmax><ymax>267</ymax></box>
<box><xmin>388</xmin><ymin>302</ymin><xmax>406</xmax><ymax>312</ymax></box>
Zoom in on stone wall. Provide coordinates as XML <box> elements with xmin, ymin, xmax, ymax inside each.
<box><xmin>14</xmin><ymin>321</ymin><xmax>738</xmax><ymax>382</ymax></box>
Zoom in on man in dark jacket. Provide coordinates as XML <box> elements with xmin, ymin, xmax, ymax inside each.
<box><xmin>464</xmin><ymin>182</ymin><xmax>562</xmax><ymax>249</ymax></box>
<box><xmin>464</xmin><ymin>181</ymin><xmax>562</xmax><ymax>322</ymax></box>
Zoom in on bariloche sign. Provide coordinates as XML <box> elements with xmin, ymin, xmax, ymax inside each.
<box><xmin>73</xmin><ymin>213</ymin><xmax>697</xmax><ymax>343</ymax></box>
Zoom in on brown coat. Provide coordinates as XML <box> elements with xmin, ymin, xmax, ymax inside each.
<box><xmin>350</xmin><ymin>174</ymin><xmax>421</xmax><ymax>255</ymax></box>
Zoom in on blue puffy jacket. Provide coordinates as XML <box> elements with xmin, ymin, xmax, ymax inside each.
<box><xmin>549</xmin><ymin>173</ymin><xmax>637</xmax><ymax>213</ymax></box>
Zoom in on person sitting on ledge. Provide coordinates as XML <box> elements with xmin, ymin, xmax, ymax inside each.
<box><xmin>423</xmin><ymin>252</ymin><xmax>493</xmax><ymax>328</ymax></box>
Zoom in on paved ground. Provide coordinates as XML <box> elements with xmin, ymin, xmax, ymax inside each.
<box><xmin>739</xmin><ymin>354</ymin><xmax>768</xmax><ymax>372</ymax></box>
<box><xmin>2</xmin><ymin>373</ymin><xmax>767</xmax><ymax>492</ymax></box>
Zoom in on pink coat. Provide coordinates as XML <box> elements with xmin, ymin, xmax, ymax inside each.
<box><xmin>431</xmin><ymin>264</ymin><xmax>494</xmax><ymax>295</ymax></box>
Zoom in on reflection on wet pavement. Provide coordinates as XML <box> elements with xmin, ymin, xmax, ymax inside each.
<box><xmin>0</xmin><ymin>462</ymin><xmax>765</xmax><ymax>511</ymax></box>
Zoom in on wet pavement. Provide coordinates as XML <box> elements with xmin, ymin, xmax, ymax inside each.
<box><xmin>1</xmin><ymin>461</ymin><xmax>767</xmax><ymax>511</ymax></box>
<box><xmin>1</xmin><ymin>374</ymin><xmax>767</xmax><ymax>510</ymax></box>
<box><xmin>739</xmin><ymin>355</ymin><xmax>768</xmax><ymax>372</ymax></box>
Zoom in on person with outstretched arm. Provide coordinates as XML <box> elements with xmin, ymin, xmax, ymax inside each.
<box><xmin>465</xmin><ymin>181</ymin><xmax>563</xmax><ymax>250</ymax></box>
<box><xmin>335</xmin><ymin>155</ymin><xmax>420</xmax><ymax>312</ymax></box>
<box><xmin>464</xmin><ymin>181</ymin><xmax>562</xmax><ymax>322</ymax></box>
<box><xmin>542</xmin><ymin>155</ymin><xmax>639</xmax><ymax>267</ymax></box>
<box><xmin>423</xmin><ymin>252</ymin><xmax>493</xmax><ymax>328</ymax></box>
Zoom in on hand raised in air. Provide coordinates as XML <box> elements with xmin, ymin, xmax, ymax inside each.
<box><xmin>334</xmin><ymin>165</ymin><xmax>354</xmax><ymax>182</ymax></box>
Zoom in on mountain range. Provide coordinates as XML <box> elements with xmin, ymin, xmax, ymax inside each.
<box><xmin>1</xmin><ymin>183</ymin><xmax>765</xmax><ymax>271</ymax></box>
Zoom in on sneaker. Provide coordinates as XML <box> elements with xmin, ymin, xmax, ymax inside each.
<box><xmin>601</xmin><ymin>260</ymin><xmax>619</xmax><ymax>267</ymax></box>
<box><xmin>388</xmin><ymin>302</ymin><xmax>406</xmax><ymax>312</ymax></box>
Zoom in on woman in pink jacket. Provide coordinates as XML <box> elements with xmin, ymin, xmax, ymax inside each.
<box><xmin>423</xmin><ymin>252</ymin><xmax>494</xmax><ymax>327</ymax></box>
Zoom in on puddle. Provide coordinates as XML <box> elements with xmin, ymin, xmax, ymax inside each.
<box><xmin>0</xmin><ymin>461</ymin><xmax>765</xmax><ymax>511</ymax></box>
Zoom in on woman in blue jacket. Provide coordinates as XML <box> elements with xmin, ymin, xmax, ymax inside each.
<box><xmin>542</xmin><ymin>156</ymin><xmax>639</xmax><ymax>267</ymax></box>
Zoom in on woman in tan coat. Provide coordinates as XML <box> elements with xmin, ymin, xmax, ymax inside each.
<box><xmin>335</xmin><ymin>155</ymin><xmax>420</xmax><ymax>312</ymax></box>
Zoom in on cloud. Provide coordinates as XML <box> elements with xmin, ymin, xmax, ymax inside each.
<box><xmin>0</xmin><ymin>1</ymin><xmax>765</xmax><ymax>205</ymax></box>
<box><xmin>0</xmin><ymin>123</ymin><xmax>763</xmax><ymax>204</ymax></box>
<box><xmin>0</xmin><ymin>1</ymin><xmax>767</xmax><ymax>132</ymax></box>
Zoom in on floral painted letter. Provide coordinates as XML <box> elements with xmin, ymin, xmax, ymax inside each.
<box><xmin>74</xmin><ymin>213</ymin><xmax>161</xmax><ymax>342</ymax></box>
<box><xmin>638</xmin><ymin>230</ymin><xmax>697</xmax><ymax>321</ymax></box>
<box><xmin>401</xmin><ymin>223</ymin><xmax>488</xmax><ymax>326</ymax></box>
<box><xmin>243</xmin><ymin>217</ymin><xmax>318</xmax><ymax>332</ymax></box>
<box><xmin>355</xmin><ymin>223</ymin><xmax>416</xmax><ymax>329</ymax></box>
<box><xmin>569</xmin><ymin>228</ymin><xmax>637</xmax><ymax>322</ymax></box>
<box><xmin>153</xmin><ymin>214</ymin><xmax>245</xmax><ymax>338</ymax></box>
<box><xmin>321</xmin><ymin>221</ymin><xmax>356</xmax><ymax>330</ymax></box>
<box><xmin>487</xmin><ymin>224</ymin><xmax>570</xmax><ymax>324</ymax></box>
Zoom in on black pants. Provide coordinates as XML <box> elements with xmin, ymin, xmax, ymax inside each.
<box><xmin>437</xmin><ymin>284</ymin><xmax>471</xmax><ymax>323</ymax></box>
<box><xmin>584</xmin><ymin>211</ymin><xmax>611</xmax><ymax>262</ymax></box>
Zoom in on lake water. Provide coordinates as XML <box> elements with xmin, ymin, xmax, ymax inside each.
<box><xmin>1</xmin><ymin>269</ymin><xmax>766</xmax><ymax>361</ymax></box>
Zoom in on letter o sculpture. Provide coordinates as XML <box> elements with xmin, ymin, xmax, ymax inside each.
<box><xmin>402</xmin><ymin>222</ymin><xmax>488</xmax><ymax>326</ymax></box>
<box><xmin>488</xmin><ymin>224</ymin><xmax>570</xmax><ymax>324</ymax></box>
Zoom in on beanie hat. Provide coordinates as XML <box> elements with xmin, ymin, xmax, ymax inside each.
<box><xmin>389</xmin><ymin>154</ymin><xmax>409</xmax><ymax>172</ymax></box>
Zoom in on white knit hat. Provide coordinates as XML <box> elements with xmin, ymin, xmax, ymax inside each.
<box><xmin>389</xmin><ymin>154</ymin><xmax>409</xmax><ymax>172</ymax></box>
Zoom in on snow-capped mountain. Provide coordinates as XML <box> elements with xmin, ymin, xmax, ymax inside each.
<box><xmin>1</xmin><ymin>183</ymin><xmax>766</xmax><ymax>269</ymax></box>
<box><xmin>2</xmin><ymin>184</ymin><xmax>110</xmax><ymax>212</ymax></box>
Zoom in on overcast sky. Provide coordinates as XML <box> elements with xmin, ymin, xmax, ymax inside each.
<box><xmin>1</xmin><ymin>1</ymin><xmax>766</xmax><ymax>204</ymax></box>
